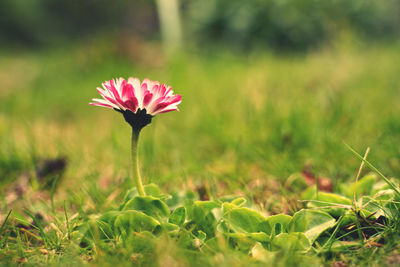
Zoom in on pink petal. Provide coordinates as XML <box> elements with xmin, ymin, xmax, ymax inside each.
<box><xmin>152</xmin><ymin>102</ymin><xmax>170</xmax><ymax>113</ymax></box>
<box><xmin>103</xmin><ymin>95</ymin><xmax>125</xmax><ymax>109</ymax></box>
<box><xmin>123</xmin><ymin>99</ymin><xmax>138</xmax><ymax>112</ymax></box>
<box><xmin>156</xmin><ymin>107</ymin><xmax>179</xmax><ymax>114</ymax></box>
<box><xmin>108</xmin><ymin>79</ymin><xmax>123</xmax><ymax>102</ymax></box>
<box><xmin>167</xmin><ymin>94</ymin><xmax>182</xmax><ymax>105</ymax></box>
<box><xmin>140</xmin><ymin>82</ymin><xmax>148</xmax><ymax>100</ymax></box>
<box><xmin>90</xmin><ymin>102</ymin><xmax>114</xmax><ymax>109</ymax></box>
<box><xmin>159</xmin><ymin>84</ymin><xmax>167</xmax><ymax>96</ymax></box>
<box><xmin>96</xmin><ymin>87</ymin><xmax>108</xmax><ymax>98</ymax></box>
<box><xmin>122</xmin><ymin>83</ymin><xmax>134</xmax><ymax>100</ymax></box>
<box><xmin>143</xmin><ymin>92</ymin><xmax>153</xmax><ymax>106</ymax></box>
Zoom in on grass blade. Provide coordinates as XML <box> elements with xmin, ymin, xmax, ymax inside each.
<box><xmin>0</xmin><ymin>209</ymin><xmax>12</xmax><ymax>239</ymax></box>
<box><xmin>344</xmin><ymin>142</ymin><xmax>400</xmax><ymax>196</ymax></box>
<box><xmin>24</xmin><ymin>209</ymin><xmax>50</xmax><ymax>247</ymax></box>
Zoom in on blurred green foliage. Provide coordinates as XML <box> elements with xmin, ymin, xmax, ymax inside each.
<box><xmin>0</xmin><ymin>0</ymin><xmax>155</xmax><ymax>46</ymax></box>
<box><xmin>1</xmin><ymin>0</ymin><xmax>400</xmax><ymax>50</ymax></box>
<box><xmin>188</xmin><ymin>0</ymin><xmax>400</xmax><ymax>50</ymax></box>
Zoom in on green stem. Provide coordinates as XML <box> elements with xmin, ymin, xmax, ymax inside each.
<box><xmin>131</xmin><ymin>128</ymin><xmax>146</xmax><ymax>196</ymax></box>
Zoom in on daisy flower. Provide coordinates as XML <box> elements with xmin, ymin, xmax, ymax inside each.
<box><xmin>90</xmin><ymin>77</ymin><xmax>182</xmax><ymax>196</ymax></box>
<box><xmin>90</xmin><ymin>77</ymin><xmax>182</xmax><ymax>130</ymax></box>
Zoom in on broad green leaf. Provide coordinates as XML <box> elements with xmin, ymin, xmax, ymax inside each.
<box><xmin>122</xmin><ymin>196</ymin><xmax>170</xmax><ymax>219</ymax></box>
<box><xmin>258</xmin><ymin>214</ymin><xmax>292</xmax><ymax>235</ymax></box>
<box><xmin>340</xmin><ymin>173</ymin><xmax>377</xmax><ymax>198</ymax></box>
<box><xmin>194</xmin><ymin>200</ymin><xmax>220</xmax><ymax>211</ymax></box>
<box><xmin>143</xmin><ymin>183</ymin><xmax>163</xmax><ymax>196</ymax></box>
<box><xmin>301</xmin><ymin>186</ymin><xmax>316</xmax><ymax>200</ymax></box>
<box><xmin>114</xmin><ymin>210</ymin><xmax>159</xmax><ymax>235</ymax></box>
<box><xmin>371</xmin><ymin>181</ymin><xmax>392</xmax><ymax>195</ymax></box>
<box><xmin>285</xmin><ymin>173</ymin><xmax>309</xmax><ymax>192</ymax></box>
<box><xmin>305</xmin><ymin>192</ymin><xmax>352</xmax><ymax>217</ymax></box>
<box><xmin>221</xmin><ymin>231</ymin><xmax>270</xmax><ymax>243</ymax></box>
<box><xmin>169</xmin><ymin>206</ymin><xmax>186</xmax><ymax>226</ymax></box>
<box><xmin>189</xmin><ymin>201</ymin><xmax>220</xmax><ymax>238</ymax></box>
<box><xmin>220</xmin><ymin>231</ymin><xmax>258</xmax><ymax>252</ymax></box>
<box><xmin>353</xmin><ymin>173</ymin><xmax>377</xmax><ymax>197</ymax></box>
<box><xmin>359</xmin><ymin>189</ymin><xmax>397</xmax><ymax>219</ymax></box>
<box><xmin>231</xmin><ymin>197</ymin><xmax>247</xmax><ymax>206</ymax></box>
<box><xmin>120</xmin><ymin>184</ymin><xmax>166</xmax><ymax>210</ymax></box>
<box><xmin>153</xmin><ymin>222</ymin><xmax>180</xmax><ymax>235</ymax></box>
<box><xmin>339</xmin><ymin>210</ymin><xmax>357</xmax><ymax>227</ymax></box>
<box><xmin>192</xmin><ymin>201</ymin><xmax>220</xmax><ymax>222</ymax></box>
<box><xmin>288</xmin><ymin>209</ymin><xmax>336</xmax><ymax>243</ymax></box>
<box><xmin>99</xmin><ymin>210</ymin><xmax>122</xmax><ymax>224</ymax></box>
<box><xmin>166</xmin><ymin>190</ymin><xmax>196</xmax><ymax>209</ymax></box>
<box><xmin>272</xmin><ymin>232</ymin><xmax>311</xmax><ymax>251</ymax></box>
<box><xmin>309</xmin><ymin>192</ymin><xmax>352</xmax><ymax>206</ymax></box>
<box><xmin>222</xmin><ymin>203</ymin><xmax>266</xmax><ymax>233</ymax></box>
<box><xmin>247</xmin><ymin>232</ymin><xmax>270</xmax><ymax>243</ymax></box>
<box><xmin>175</xmin><ymin>230</ymin><xmax>196</xmax><ymax>249</ymax></box>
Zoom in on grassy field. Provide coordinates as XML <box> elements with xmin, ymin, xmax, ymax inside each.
<box><xmin>1</xmin><ymin>38</ymin><xmax>400</xmax><ymax>266</ymax></box>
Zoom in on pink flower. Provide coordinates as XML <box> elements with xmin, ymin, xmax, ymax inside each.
<box><xmin>90</xmin><ymin>77</ymin><xmax>181</xmax><ymax>129</ymax></box>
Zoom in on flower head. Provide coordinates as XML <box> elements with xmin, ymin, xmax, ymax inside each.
<box><xmin>90</xmin><ymin>77</ymin><xmax>181</xmax><ymax>130</ymax></box>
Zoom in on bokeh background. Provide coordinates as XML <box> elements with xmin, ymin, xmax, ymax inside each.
<box><xmin>1</xmin><ymin>0</ymin><xmax>400</xmax><ymax>209</ymax></box>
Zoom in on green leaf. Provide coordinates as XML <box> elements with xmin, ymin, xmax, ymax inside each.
<box><xmin>143</xmin><ymin>183</ymin><xmax>163</xmax><ymax>196</ymax></box>
<box><xmin>258</xmin><ymin>214</ymin><xmax>292</xmax><ymax>235</ymax></box>
<box><xmin>190</xmin><ymin>201</ymin><xmax>220</xmax><ymax>238</ymax></box>
<box><xmin>222</xmin><ymin>203</ymin><xmax>266</xmax><ymax>233</ymax></box>
<box><xmin>192</xmin><ymin>201</ymin><xmax>220</xmax><ymax>222</ymax></box>
<box><xmin>194</xmin><ymin>200</ymin><xmax>220</xmax><ymax>211</ymax></box>
<box><xmin>340</xmin><ymin>173</ymin><xmax>377</xmax><ymax>198</ymax></box>
<box><xmin>247</xmin><ymin>232</ymin><xmax>270</xmax><ymax>243</ymax></box>
<box><xmin>166</xmin><ymin>190</ymin><xmax>196</xmax><ymax>209</ymax></box>
<box><xmin>220</xmin><ymin>231</ymin><xmax>258</xmax><ymax>252</ymax></box>
<box><xmin>122</xmin><ymin>196</ymin><xmax>170</xmax><ymax>219</ymax></box>
<box><xmin>169</xmin><ymin>206</ymin><xmax>186</xmax><ymax>226</ymax></box>
<box><xmin>114</xmin><ymin>210</ymin><xmax>159</xmax><ymax>235</ymax></box>
<box><xmin>153</xmin><ymin>222</ymin><xmax>180</xmax><ymax>235</ymax></box>
<box><xmin>339</xmin><ymin>210</ymin><xmax>358</xmax><ymax>227</ymax></box>
<box><xmin>231</xmin><ymin>197</ymin><xmax>247</xmax><ymax>206</ymax></box>
<box><xmin>120</xmin><ymin>184</ymin><xmax>167</xmax><ymax>210</ymax></box>
<box><xmin>288</xmin><ymin>209</ymin><xmax>336</xmax><ymax>243</ymax></box>
<box><xmin>305</xmin><ymin>192</ymin><xmax>352</xmax><ymax>217</ymax></box>
<box><xmin>359</xmin><ymin>189</ymin><xmax>397</xmax><ymax>219</ymax></box>
<box><xmin>272</xmin><ymin>232</ymin><xmax>311</xmax><ymax>251</ymax></box>
<box><xmin>320</xmin><ymin>192</ymin><xmax>352</xmax><ymax>206</ymax></box>
<box><xmin>221</xmin><ymin>231</ymin><xmax>270</xmax><ymax>243</ymax></box>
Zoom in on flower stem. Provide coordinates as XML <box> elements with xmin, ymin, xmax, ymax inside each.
<box><xmin>131</xmin><ymin>128</ymin><xmax>146</xmax><ymax>196</ymax></box>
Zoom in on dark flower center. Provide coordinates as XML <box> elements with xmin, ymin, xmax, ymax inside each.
<box><xmin>115</xmin><ymin>108</ymin><xmax>153</xmax><ymax>131</ymax></box>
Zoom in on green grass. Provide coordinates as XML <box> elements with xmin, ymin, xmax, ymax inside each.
<box><xmin>1</xmin><ymin>38</ymin><xmax>400</xmax><ymax>266</ymax></box>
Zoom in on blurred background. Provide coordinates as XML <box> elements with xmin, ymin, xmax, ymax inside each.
<box><xmin>1</xmin><ymin>0</ymin><xmax>400</xmax><ymax>50</ymax></box>
<box><xmin>1</xmin><ymin>0</ymin><xmax>400</xmax><ymax>208</ymax></box>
